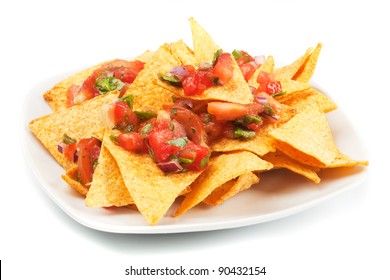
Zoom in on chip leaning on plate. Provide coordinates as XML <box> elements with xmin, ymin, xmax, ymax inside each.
<box><xmin>28</xmin><ymin>17</ymin><xmax>368</xmax><ymax>226</ymax></box>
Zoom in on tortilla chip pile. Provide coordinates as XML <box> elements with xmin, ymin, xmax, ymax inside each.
<box><xmin>29</xmin><ymin>18</ymin><xmax>368</xmax><ymax>226</ymax></box>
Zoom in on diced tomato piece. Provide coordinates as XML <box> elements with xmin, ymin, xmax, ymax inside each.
<box><xmin>199</xmin><ymin>113</ymin><xmax>225</xmax><ymax>143</ymax></box>
<box><xmin>256</xmin><ymin>71</ymin><xmax>282</xmax><ymax>94</ymax></box>
<box><xmin>114</xmin><ymin>101</ymin><xmax>138</xmax><ymax>130</ymax></box>
<box><xmin>147</xmin><ymin>120</ymin><xmax>178</xmax><ymax>162</ymax></box>
<box><xmin>207</xmin><ymin>102</ymin><xmax>263</xmax><ymax>121</ymax></box>
<box><xmin>117</xmin><ymin>132</ymin><xmax>145</xmax><ymax>153</ymax></box>
<box><xmin>66</xmin><ymin>85</ymin><xmax>80</xmax><ymax>107</ymax></box>
<box><xmin>76</xmin><ymin>138</ymin><xmax>101</xmax><ymax>186</ymax></box>
<box><xmin>265</xmin><ymin>81</ymin><xmax>282</xmax><ymax>94</ymax></box>
<box><xmin>182</xmin><ymin>71</ymin><xmax>199</xmax><ymax>96</ymax></box>
<box><xmin>239</xmin><ymin>63</ymin><xmax>257</xmax><ymax>82</ymax></box>
<box><xmin>112</xmin><ymin>60</ymin><xmax>145</xmax><ymax>83</ymax></box>
<box><xmin>178</xmin><ymin>142</ymin><xmax>209</xmax><ymax>171</ymax></box>
<box><xmin>256</xmin><ymin>71</ymin><xmax>273</xmax><ymax>85</ymax></box>
<box><xmin>170</xmin><ymin>106</ymin><xmax>207</xmax><ymax>145</ymax></box>
<box><xmin>62</xmin><ymin>143</ymin><xmax>77</xmax><ymax>162</ymax></box>
<box><xmin>213</xmin><ymin>53</ymin><xmax>233</xmax><ymax>85</ymax></box>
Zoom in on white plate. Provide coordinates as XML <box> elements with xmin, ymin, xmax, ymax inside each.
<box><xmin>21</xmin><ymin>72</ymin><xmax>368</xmax><ymax>234</ymax></box>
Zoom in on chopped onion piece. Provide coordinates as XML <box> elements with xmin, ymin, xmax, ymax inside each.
<box><xmin>169</xmin><ymin>66</ymin><xmax>187</xmax><ymax>79</ymax></box>
<box><xmin>157</xmin><ymin>160</ymin><xmax>183</xmax><ymax>173</ymax></box>
<box><xmin>57</xmin><ymin>143</ymin><xmax>65</xmax><ymax>154</ymax></box>
<box><xmin>254</xmin><ymin>55</ymin><xmax>266</xmax><ymax>66</ymax></box>
<box><xmin>198</xmin><ymin>62</ymin><xmax>213</xmax><ymax>70</ymax></box>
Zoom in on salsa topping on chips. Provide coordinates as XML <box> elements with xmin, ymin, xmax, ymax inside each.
<box><xmin>67</xmin><ymin>59</ymin><xmax>145</xmax><ymax>107</ymax></box>
<box><xmin>58</xmin><ymin>136</ymin><xmax>102</xmax><ymax>187</ymax></box>
<box><xmin>159</xmin><ymin>50</ymin><xmax>234</xmax><ymax>96</ymax></box>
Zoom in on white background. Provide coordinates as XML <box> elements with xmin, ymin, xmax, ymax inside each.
<box><xmin>1</xmin><ymin>0</ymin><xmax>389</xmax><ymax>279</ymax></box>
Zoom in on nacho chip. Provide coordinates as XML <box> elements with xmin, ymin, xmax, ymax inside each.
<box><xmin>189</xmin><ymin>17</ymin><xmax>220</xmax><ymax>64</ymax></box>
<box><xmin>278</xmin><ymin>79</ymin><xmax>311</xmax><ymax>100</ymax></box>
<box><xmin>262</xmin><ymin>150</ymin><xmax>321</xmax><ymax>183</ymax></box>
<box><xmin>324</xmin><ymin>153</ymin><xmax>368</xmax><ymax>168</ymax></box>
<box><xmin>61</xmin><ymin>166</ymin><xmax>88</xmax><ymax>196</ymax></box>
<box><xmin>211</xmin><ymin>131</ymin><xmax>276</xmax><ymax>157</ymax></box>
<box><xmin>170</xmin><ymin>40</ymin><xmax>197</xmax><ymax>65</ymax></box>
<box><xmin>29</xmin><ymin>93</ymin><xmax>117</xmax><ymax>170</ymax></box>
<box><xmin>274</xmin><ymin>47</ymin><xmax>313</xmax><ymax>80</ymax></box>
<box><xmin>134</xmin><ymin>50</ymin><xmax>155</xmax><ymax>63</ymax></box>
<box><xmin>103</xmin><ymin>131</ymin><xmax>203</xmax><ymax>225</ymax></box>
<box><xmin>85</xmin><ymin>144</ymin><xmax>134</xmax><ymax>208</ymax></box>
<box><xmin>293</xmin><ymin>43</ymin><xmax>322</xmax><ymax>83</ymax></box>
<box><xmin>282</xmin><ymin>88</ymin><xmax>337</xmax><ymax>113</ymax></box>
<box><xmin>174</xmin><ymin>151</ymin><xmax>273</xmax><ymax>216</ymax></box>
<box><xmin>204</xmin><ymin>172</ymin><xmax>260</xmax><ymax>206</ymax></box>
<box><xmin>269</xmin><ymin>105</ymin><xmax>346</xmax><ymax>167</ymax></box>
<box><xmin>124</xmin><ymin>43</ymin><xmax>182</xmax><ymax>111</ymax></box>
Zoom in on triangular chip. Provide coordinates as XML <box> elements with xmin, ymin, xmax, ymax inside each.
<box><xmin>274</xmin><ymin>47</ymin><xmax>313</xmax><ymax>80</ymax></box>
<box><xmin>211</xmin><ymin>131</ymin><xmax>276</xmax><ymax>157</ymax></box>
<box><xmin>85</xmin><ymin>143</ymin><xmax>134</xmax><ymax>208</ymax></box>
<box><xmin>124</xmin><ymin>43</ymin><xmax>182</xmax><ymax>111</ymax></box>
<box><xmin>262</xmin><ymin>150</ymin><xmax>321</xmax><ymax>183</ymax></box>
<box><xmin>293</xmin><ymin>43</ymin><xmax>322</xmax><ymax>82</ymax></box>
<box><xmin>203</xmin><ymin>172</ymin><xmax>259</xmax><ymax>206</ymax></box>
<box><xmin>174</xmin><ymin>151</ymin><xmax>273</xmax><ymax>217</ymax></box>
<box><xmin>324</xmin><ymin>153</ymin><xmax>368</xmax><ymax>168</ymax></box>
<box><xmin>29</xmin><ymin>93</ymin><xmax>117</xmax><ymax>170</ymax></box>
<box><xmin>268</xmin><ymin>105</ymin><xmax>341</xmax><ymax>167</ymax></box>
<box><xmin>61</xmin><ymin>166</ymin><xmax>88</xmax><ymax>196</ymax></box>
<box><xmin>170</xmin><ymin>40</ymin><xmax>197</xmax><ymax>65</ymax></box>
<box><xmin>282</xmin><ymin>88</ymin><xmax>337</xmax><ymax>113</ymax></box>
<box><xmin>189</xmin><ymin>17</ymin><xmax>220</xmax><ymax>64</ymax></box>
<box><xmin>278</xmin><ymin>79</ymin><xmax>311</xmax><ymax>100</ymax></box>
<box><xmin>103</xmin><ymin>131</ymin><xmax>202</xmax><ymax>225</ymax></box>
<box><xmin>157</xmin><ymin>51</ymin><xmax>254</xmax><ymax>104</ymax></box>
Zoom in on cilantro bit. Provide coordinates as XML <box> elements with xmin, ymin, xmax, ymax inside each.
<box><xmin>119</xmin><ymin>94</ymin><xmax>134</xmax><ymax>109</ymax></box>
<box><xmin>167</xmin><ymin>137</ymin><xmax>188</xmax><ymax>148</ymax></box>
<box><xmin>95</xmin><ymin>76</ymin><xmax>125</xmax><ymax>94</ymax></box>
<box><xmin>135</xmin><ymin>110</ymin><xmax>157</xmax><ymax>121</ymax></box>
<box><xmin>212</xmin><ymin>49</ymin><xmax>223</xmax><ymax>65</ymax></box>
<box><xmin>62</xmin><ymin>134</ymin><xmax>76</xmax><ymax>144</ymax></box>
<box><xmin>159</xmin><ymin>74</ymin><xmax>182</xmax><ymax>87</ymax></box>
<box><xmin>233</xmin><ymin>127</ymin><xmax>256</xmax><ymax>139</ymax></box>
<box><xmin>109</xmin><ymin>135</ymin><xmax>118</xmax><ymax>144</ymax></box>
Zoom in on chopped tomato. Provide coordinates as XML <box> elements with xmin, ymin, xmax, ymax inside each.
<box><xmin>66</xmin><ymin>85</ymin><xmax>81</xmax><ymax>107</ymax></box>
<box><xmin>182</xmin><ymin>70</ymin><xmax>199</xmax><ymax>96</ymax></box>
<box><xmin>213</xmin><ymin>53</ymin><xmax>233</xmax><ymax>85</ymax></box>
<box><xmin>76</xmin><ymin>138</ymin><xmax>101</xmax><ymax>186</ymax></box>
<box><xmin>113</xmin><ymin>101</ymin><xmax>138</xmax><ymax>130</ymax></box>
<box><xmin>178</xmin><ymin>142</ymin><xmax>209</xmax><ymax>170</ymax></box>
<box><xmin>117</xmin><ymin>132</ymin><xmax>145</xmax><ymax>153</ymax></box>
<box><xmin>256</xmin><ymin>71</ymin><xmax>282</xmax><ymax>94</ymax></box>
<box><xmin>62</xmin><ymin>143</ymin><xmax>77</xmax><ymax>162</ymax></box>
<box><xmin>67</xmin><ymin>59</ymin><xmax>144</xmax><ymax>107</ymax></box>
<box><xmin>170</xmin><ymin>106</ymin><xmax>207</xmax><ymax>145</ymax></box>
<box><xmin>199</xmin><ymin>113</ymin><xmax>225</xmax><ymax>143</ymax></box>
<box><xmin>239</xmin><ymin>63</ymin><xmax>257</xmax><ymax>82</ymax></box>
<box><xmin>147</xmin><ymin>119</ymin><xmax>178</xmax><ymax>162</ymax></box>
<box><xmin>111</xmin><ymin>60</ymin><xmax>145</xmax><ymax>83</ymax></box>
<box><xmin>207</xmin><ymin>102</ymin><xmax>263</xmax><ymax>121</ymax></box>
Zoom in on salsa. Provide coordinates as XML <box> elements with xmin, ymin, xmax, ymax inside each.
<box><xmin>67</xmin><ymin>59</ymin><xmax>145</xmax><ymax>107</ymax></box>
<box><xmin>58</xmin><ymin>135</ymin><xmax>102</xmax><ymax>186</ymax></box>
